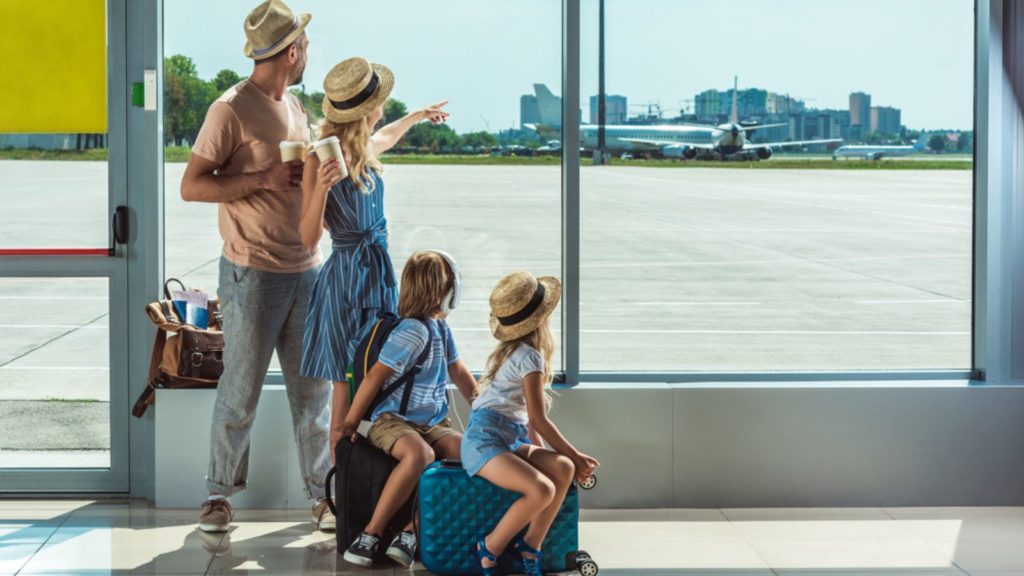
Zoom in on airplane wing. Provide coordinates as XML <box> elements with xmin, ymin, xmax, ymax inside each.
<box><xmin>745</xmin><ymin>138</ymin><xmax>843</xmax><ymax>149</ymax></box>
<box><xmin>619</xmin><ymin>137</ymin><xmax>716</xmax><ymax>150</ymax></box>
<box><xmin>741</xmin><ymin>122</ymin><xmax>789</xmax><ymax>132</ymax></box>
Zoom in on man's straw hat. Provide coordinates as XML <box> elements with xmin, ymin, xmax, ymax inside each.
<box><xmin>243</xmin><ymin>0</ymin><xmax>311</xmax><ymax>61</ymax></box>
<box><xmin>489</xmin><ymin>271</ymin><xmax>562</xmax><ymax>342</ymax></box>
<box><xmin>321</xmin><ymin>57</ymin><xmax>394</xmax><ymax>123</ymax></box>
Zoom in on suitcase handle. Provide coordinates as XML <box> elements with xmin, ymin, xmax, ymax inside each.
<box><xmin>438</xmin><ymin>459</ymin><xmax>462</xmax><ymax>468</ymax></box>
<box><xmin>324</xmin><ymin>466</ymin><xmax>337</xmax><ymax>516</ymax></box>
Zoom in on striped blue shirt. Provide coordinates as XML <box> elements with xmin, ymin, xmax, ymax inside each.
<box><xmin>371</xmin><ymin>318</ymin><xmax>459</xmax><ymax>426</ymax></box>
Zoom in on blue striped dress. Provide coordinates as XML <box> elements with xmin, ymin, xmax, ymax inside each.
<box><xmin>301</xmin><ymin>169</ymin><xmax>398</xmax><ymax>382</ymax></box>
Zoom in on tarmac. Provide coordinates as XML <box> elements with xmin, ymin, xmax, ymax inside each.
<box><xmin>0</xmin><ymin>162</ymin><xmax>973</xmax><ymax>457</ymax></box>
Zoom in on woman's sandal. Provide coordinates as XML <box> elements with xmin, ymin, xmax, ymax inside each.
<box><xmin>513</xmin><ymin>536</ymin><xmax>544</xmax><ymax>576</ymax></box>
<box><xmin>474</xmin><ymin>537</ymin><xmax>501</xmax><ymax>576</ymax></box>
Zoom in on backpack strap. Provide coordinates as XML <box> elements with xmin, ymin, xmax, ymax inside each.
<box><xmin>367</xmin><ymin>319</ymin><xmax>434</xmax><ymax>417</ymax></box>
<box><xmin>398</xmin><ymin>319</ymin><xmax>433</xmax><ymax>416</ymax></box>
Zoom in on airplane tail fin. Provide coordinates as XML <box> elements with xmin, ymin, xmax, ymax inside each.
<box><xmin>533</xmin><ymin>83</ymin><xmax>563</xmax><ymax>127</ymax></box>
<box><xmin>913</xmin><ymin>131</ymin><xmax>933</xmax><ymax>151</ymax></box>
<box><xmin>730</xmin><ymin>76</ymin><xmax>738</xmax><ymax>125</ymax></box>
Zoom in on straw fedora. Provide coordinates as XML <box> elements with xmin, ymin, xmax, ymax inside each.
<box><xmin>489</xmin><ymin>271</ymin><xmax>562</xmax><ymax>342</ymax></box>
<box><xmin>322</xmin><ymin>57</ymin><xmax>394</xmax><ymax>123</ymax></box>
<box><xmin>243</xmin><ymin>0</ymin><xmax>311</xmax><ymax>61</ymax></box>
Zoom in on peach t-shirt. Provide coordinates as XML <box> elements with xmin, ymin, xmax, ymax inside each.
<box><xmin>192</xmin><ymin>79</ymin><xmax>320</xmax><ymax>273</ymax></box>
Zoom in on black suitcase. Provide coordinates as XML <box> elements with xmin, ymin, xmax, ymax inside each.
<box><xmin>323</xmin><ymin>435</ymin><xmax>414</xmax><ymax>561</ymax></box>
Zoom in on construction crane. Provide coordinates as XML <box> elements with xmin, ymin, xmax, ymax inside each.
<box><xmin>629</xmin><ymin>101</ymin><xmax>663</xmax><ymax>122</ymax></box>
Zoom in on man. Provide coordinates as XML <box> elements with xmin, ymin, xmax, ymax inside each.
<box><xmin>181</xmin><ymin>0</ymin><xmax>333</xmax><ymax>533</ymax></box>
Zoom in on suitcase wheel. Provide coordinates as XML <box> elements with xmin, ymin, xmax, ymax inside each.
<box><xmin>578</xmin><ymin>474</ymin><xmax>597</xmax><ymax>490</ymax></box>
<box><xmin>578</xmin><ymin>558</ymin><xmax>599</xmax><ymax>576</ymax></box>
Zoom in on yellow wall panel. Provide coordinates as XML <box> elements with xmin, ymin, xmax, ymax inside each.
<box><xmin>0</xmin><ymin>0</ymin><xmax>107</xmax><ymax>133</ymax></box>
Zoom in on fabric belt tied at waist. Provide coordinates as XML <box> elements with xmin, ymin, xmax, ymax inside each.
<box><xmin>331</xmin><ymin>221</ymin><xmax>396</xmax><ymax>289</ymax></box>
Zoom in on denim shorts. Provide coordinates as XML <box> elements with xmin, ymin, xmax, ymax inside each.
<box><xmin>461</xmin><ymin>408</ymin><xmax>531</xmax><ymax>477</ymax></box>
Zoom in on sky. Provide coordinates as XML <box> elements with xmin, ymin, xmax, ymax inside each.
<box><xmin>165</xmin><ymin>0</ymin><xmax>975</xmax><ymax>133</ymax></box>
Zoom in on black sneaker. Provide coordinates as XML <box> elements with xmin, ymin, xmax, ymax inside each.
<box><xmin>386</xmin><ymin>530</ymin><xmax>417</xmax><ymax>567</ymax></box>
<box><xmin>342</xmin><ymin>532</ymin><xmax>380</xmax><ymax>568</ymax></box>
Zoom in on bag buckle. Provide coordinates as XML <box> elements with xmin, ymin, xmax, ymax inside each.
<box><xmin>191</xmin><ymin>351</ymin><xmax>204</xmax><ymax>367</ymax></box>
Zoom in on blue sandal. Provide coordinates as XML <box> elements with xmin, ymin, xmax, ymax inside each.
<box><xmin>513</xmin><ymin>536</ymin><xmax>544</xmax><ymax>576</ymax></box>
<box><xmin>474</xmin><ymin>538</ymin><xmax>501</xmax><ymax>576</ymax></box>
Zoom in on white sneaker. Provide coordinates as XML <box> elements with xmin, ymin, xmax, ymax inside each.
<box><xmin>312</xmin><ymin>499</ymin><xmax>336</xmax><ymax>532</ymax></box>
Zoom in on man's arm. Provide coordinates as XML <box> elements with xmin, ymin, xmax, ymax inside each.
<box><xmin>180</xmin><ymin>153</ymin><xmax>302</xmax><ymax>203</ymax></box>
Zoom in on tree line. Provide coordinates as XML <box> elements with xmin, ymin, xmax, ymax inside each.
<box><xmin>164</xmin><ymin>54</ymin><xmax>497</xmax><ymax>152</ymax></box>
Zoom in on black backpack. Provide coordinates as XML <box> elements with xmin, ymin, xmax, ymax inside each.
<box><xmin>324</xmin><ymin>436</ymin><xmax>413</xmax><ymax>559</ymax></box>
<box><xmin>346</xmin><ymin>312</ymin><xmax>434</xmax><ymax>421</ymax></box>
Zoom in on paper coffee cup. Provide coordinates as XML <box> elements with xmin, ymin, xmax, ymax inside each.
<box><xmin>313</xmin><ymin>136</ymin><xmax>348</xmax><ymax>178</ymax></box>
<box><xmin>279</xmin><ymin>141</ymin><xmax>305</xmax><ymax>162</ymax></box>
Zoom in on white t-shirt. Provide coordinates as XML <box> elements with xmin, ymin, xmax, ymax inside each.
<box><xmin>471</xmin><ymin>344</ymin><xmax>544</xmax><ymax>424</ymax></box>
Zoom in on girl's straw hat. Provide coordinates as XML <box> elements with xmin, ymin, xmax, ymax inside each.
<box><xmin>322</xmin><ymin>57</ymin><xmax>394</xmax><ymax>123</ymax></box>
<box><xmin>243</xmin><ymin>0</ymin><xmax>311</xmax><ymax>61</ymax></box>
<box><xmin>489</xmin><ymin>271</ymin><xmax>562</xmax><ymax>342</ymax></box>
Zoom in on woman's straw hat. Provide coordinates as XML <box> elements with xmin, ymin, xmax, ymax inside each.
<box><xmin>243</xmin><ymin>0</ymin><xmax>311</xmax><ymax>60</ymax></box>
<box><xmin>489</xmin><ymin>271</ymin><xmax>562</xmax><ymax>342</ymax></box>
<box><xmin>321</xmin><ymin>57</ymin><xmax>394</xmax><ymax>123</ymax></box>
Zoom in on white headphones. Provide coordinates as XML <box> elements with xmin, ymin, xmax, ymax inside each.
<box><xmin>430</xmin><ymin>249</ymin><xmax>462</xmax><ymax>314</ymax></box>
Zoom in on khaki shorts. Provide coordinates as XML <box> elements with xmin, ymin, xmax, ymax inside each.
<box><xmin>367</xmin><ymin>413</ymin><xmax>458</xmax><ymax>455</ymax></box>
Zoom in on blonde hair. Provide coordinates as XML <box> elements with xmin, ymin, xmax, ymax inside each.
<box><xmin>480</xmin><ymin>320</ymin><xmax>556</xmax><ymax>411</ymax></box>
<box><xmin>398</xmin><ymin>252</ymin><xmax>454</xmax><ymax>320</ymax></box>
<box><xmin>318</xmin><ymin>117</ymin><xmax>383</xmax><ymax>192</ymax></box>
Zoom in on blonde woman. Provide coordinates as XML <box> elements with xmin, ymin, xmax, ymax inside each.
<box><xmin>298</xmin><ymin>57</ymin><xmax>448</xmax><ymax>432</ymax></box>
<box><xmin>462</xmin><ymin>272</ymin><xmax>599</xmax><ymax>576</ymax></box>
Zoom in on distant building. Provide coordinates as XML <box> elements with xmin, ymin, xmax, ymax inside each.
<box><xmin>849</xmin><ymin>92</ymin><xmax>871</xmax><ymax>136</ymax></box>
<box><xmin>589</xmin><ymin>94</ymin><xmax>627</xmax><ymax>124</ymax></box>
<box><xmin>695</xmin><ymin>89</ymin><xmax>721</xmax><ymax>116</ymax></box>
<box><xmin>520</xmin><ymin>94</ymin><xmax>541</xmax><ymax>129</ymax></box>
<box><xmin>870</xmin><ymin>106</ymin><xmax>902</xmax><ymax>136</ymax></box>
<box><xmin>785</xmin><ymin>109</ymin><xmax>847</xmax><ymax>143</ymax></box>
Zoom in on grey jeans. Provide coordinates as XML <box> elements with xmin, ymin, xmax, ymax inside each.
<box><xmin>207</xmin><ymin>257</ymin><xmax>331</xmax><ymax>499</ymax></box>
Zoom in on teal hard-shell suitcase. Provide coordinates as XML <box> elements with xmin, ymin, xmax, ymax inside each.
<box><xmin>416</xmin><ymin>460</ymin><xmax>598</xmax><ymax>575</ymax></box>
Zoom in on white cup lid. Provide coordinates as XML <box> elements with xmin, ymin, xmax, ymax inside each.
<box><xmin>279</xmin><ymin>140</ymin><xmax>305</xmax><ymax>148</ymax></box>
<box><xmin>315</xmin><ymin>136</ymin><xmax>340</xmax><ymax>147</ymax></box>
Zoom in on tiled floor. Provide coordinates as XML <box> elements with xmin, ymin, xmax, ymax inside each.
<box><xmin>1</xmin><ymin>500</ymin><xmax>1023</xmax><ymax>575</ymax></box>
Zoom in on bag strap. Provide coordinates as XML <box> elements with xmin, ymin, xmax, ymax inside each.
<box><xmin>368</xmin><ymin>319</ymin><xmax>433</xmax><ymax>417</ymax></box>
<box><xmin>131</xmin><ymin>328</ymin><xmax>167</xmax><ymax>418</ymax></box>
<box><xmin>398</xmin><ymin>319</ymin><xmax>433</xmax><ymax>416</ymax></box>
<box><xmin>163</xmin><ymin>278</ymin><xmax>186</xmax><ymax>301</ymax></box>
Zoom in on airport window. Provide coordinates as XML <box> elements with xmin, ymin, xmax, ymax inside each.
<box><xmin>578</xmin><ymin>0</ymin><xmax>973</xmax><ymax>372</ymax></box>
<box><xmin>163</xmin><ymin>0</ymin><xmax>563</xmax><ymax>372</ymax></box>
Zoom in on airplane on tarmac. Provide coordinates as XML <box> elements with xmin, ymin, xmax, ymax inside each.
<box><xmin>527</xmin><ymin>78</ymin><xmax>842</xmax><ymax>160</ymax></box>
<box><xmin>831</xmin><ymin>133</ymin><xmax>931</xmax><ymax>160</ymax></box>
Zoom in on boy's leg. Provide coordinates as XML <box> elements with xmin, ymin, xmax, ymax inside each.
<box><xmin>276</xmin><ymin>265</ymin><xmax>331</xmax><ymax>501</ymax></box>
<box><xmin>365</xmin><ymin>432</ymin><xmax>434</xmax><ymax>535</ymax></box>
<box><xmin>515</xmin><ymin>445</ymin><xmax>576</xmax><ymax>553</ymax></box>
<box><xmin>474</xmin><ymin>453</ymin><xmax>557</xmax><ymax>567</ymax></box>
<box><xmin>392</xmin><ymin>429</ymin><xmax>462</xmax><ymax>533</ymax></box>
<box><xmin>429</xmin><ymin>429</ymin><xmax>462</xmax><ymax>460</ymax></box>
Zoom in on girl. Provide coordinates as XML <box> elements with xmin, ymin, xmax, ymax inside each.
<box><xmin>336</xmin><ymin>251</ymin><xmax>478</xmax><ymax>568</ymax></box>
<box><xmin>462</xmin><ymin>271</ymin><xmax>600</xmax><ymax>576</ymax></box>
<box><xmin>298</xmin><ymin>58</ymin><xmax>448</xmax><ymax>456</ymax></box>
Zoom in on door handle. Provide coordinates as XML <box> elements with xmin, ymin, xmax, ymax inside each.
<box><xmin>109</xmin><ymin>206</ymin><xmax>128</xmax><ymax>256</ymax></box>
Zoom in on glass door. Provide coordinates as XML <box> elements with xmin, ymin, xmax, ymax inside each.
<box><xmin>0</xmin><ymin>0</ymin><xmax>130</xmax><ymax>492</ymax></box>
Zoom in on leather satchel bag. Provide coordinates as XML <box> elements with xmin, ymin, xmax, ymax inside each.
<box><xmin>132</xmin><ymin>279</ymin><xmax>224</xmax><ymax>418</ymax></box>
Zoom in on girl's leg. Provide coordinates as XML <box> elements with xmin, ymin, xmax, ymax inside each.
<box><xmin>364</xmin><ymin>433</ymin><xmax>434</xmax><ymax>536</ymax></box>
<box><xmin>515</xmin><ymin>445</ymin><xmax>576</xmax><ymax>554</ymax></box>
<box><xmin>475</xmin><ymin>452</ymin><xmax>556</xmax><ymax>568</ymax></box>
